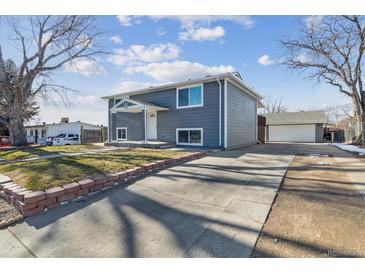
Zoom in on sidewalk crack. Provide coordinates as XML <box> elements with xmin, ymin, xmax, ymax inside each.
<box><xmin>7</xmin><ymin>228</ymin><xmax>37</xmax><ymax>258</ymax></box>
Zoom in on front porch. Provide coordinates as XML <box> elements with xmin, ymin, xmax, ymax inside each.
<box><xmin>110</xmin><ymin>98</ymin><xmax>169</xmax><ymax>143</ymax></box>
<box><xmin>106</xmin><ymin>140</ymin><xmax>175</xmax><ymax>149</ymax></box>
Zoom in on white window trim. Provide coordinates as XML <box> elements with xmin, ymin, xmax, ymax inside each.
<box><xmin>176</xmin><ymin>128</ymin><xmax>203</xmax><ymax>146</ymax></box>
<box><xmin>176</xmin><ymin>84</ymin><xmax>204</xmax><ymax>109</ymax></box>
<box><xmin>116</xmin><ymin>127</ymin><xmax>127</xmax><ymax>141</ymax></box>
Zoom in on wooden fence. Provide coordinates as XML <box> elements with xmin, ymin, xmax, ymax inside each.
<box><xmin>80</xmin><ymin>126</ymin><xmax>108</xmax><ymax>144</ymax></box>
<box><xmin>337</xmin><ymin>115</ymin><xmax>365</xmax><ymax>143</ymax></box>
<box><xmin>257</xmin><ymin>115</ymin><xmax>266</xmax><ymax>143</ymax></box>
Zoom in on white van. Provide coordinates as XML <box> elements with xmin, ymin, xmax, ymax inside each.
<box><xmin>52</xmin><ymin>134</ymin><xmax>80</xmax><ymax>146</ymax></box>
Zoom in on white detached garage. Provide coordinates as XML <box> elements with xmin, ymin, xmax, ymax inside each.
<box><xmin>264</xmin><ymin>111</ymin><xmax>327</xmax><ymax>143</ymax></box>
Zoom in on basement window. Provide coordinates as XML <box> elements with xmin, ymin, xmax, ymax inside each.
<box><xmin>176</xmin><ymin>128</ymin><xmax>203</xmax><ymax>146</ymax></box>
<box><xmin>117</xmin><ymin>127</ymin><xmax>127</xmax><ymax>141</ymax></box>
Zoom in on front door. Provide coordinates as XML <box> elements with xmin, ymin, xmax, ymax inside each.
<box><xmin>147</xmin><ymin>111</ymin><xmax>157</xmax><ymax>140</ymax></box>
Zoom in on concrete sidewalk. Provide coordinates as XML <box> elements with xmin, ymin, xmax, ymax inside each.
<box><xmin>0</xmin><ymin>145</ymin><xmax>293</xmax><ymax>258</ymax></box>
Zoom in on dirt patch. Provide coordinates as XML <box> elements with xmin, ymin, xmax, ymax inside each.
<box><xmin>0</xmin><ymin>195</ymin><xmax>23</xmax><ymax>228</ymax></box>
<box><xmin>252</xmin><ymin>155</ymin><xmax>365</xmax><ymax>258</ymax></box>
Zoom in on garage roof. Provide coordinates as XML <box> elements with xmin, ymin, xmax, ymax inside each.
<box><xmin>264</xmin><ymin>111</ymin><xmax>327</xmax><ymax>125</ymax></box>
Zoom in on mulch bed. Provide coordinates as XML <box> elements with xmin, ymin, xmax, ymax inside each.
<box><xmin>0</xmin><ymin>195</ymin><xmax>23</xmax><ymax>228</ymax></box>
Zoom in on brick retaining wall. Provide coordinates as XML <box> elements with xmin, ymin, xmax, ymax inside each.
<box><xmin>0</xmin><ymin>152</ymin><xmax>207</xmax><ymax>218</ymax></box>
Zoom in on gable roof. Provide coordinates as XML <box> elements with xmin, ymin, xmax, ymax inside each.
<box><xmin>110</xmin><ymin>98</ymin><xmax>169</xmax><ymax>113</ymax></box>
<box><xmin>101</xmin><ymin>72</ymin><xmax>263</xmax><ymax>101</ymax></box>
<box><xmin>264</xmin><ymin>111</ymin><xmax>327</xmax><ymax>125</ymax></box>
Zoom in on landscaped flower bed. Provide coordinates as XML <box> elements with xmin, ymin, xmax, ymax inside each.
<box><xmin>0</xmin><ymin>149</ymin><xmax>206</xmax><ymax>218</ymax></box>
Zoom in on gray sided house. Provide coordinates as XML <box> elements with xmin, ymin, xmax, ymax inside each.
<box><xmin>102</xmin><ymin>72</ymin><xmax>263</xmax><ymax>149</ymax></box>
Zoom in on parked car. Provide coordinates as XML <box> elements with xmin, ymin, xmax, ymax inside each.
<box><xmin>48</xmin><ymin>133</ymin><xmax>80</xmax><ymax>146</ymax></box>
<box><xmin>53</xmin><ymin>135</ymin><xmax>80</xmax><ymax>146</ymax></box>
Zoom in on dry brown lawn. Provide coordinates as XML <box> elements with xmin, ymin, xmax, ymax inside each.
<box><xmin>252</xmin><ymin>155</ymin><xmax>365</xmax><ymax>258</ymax></box>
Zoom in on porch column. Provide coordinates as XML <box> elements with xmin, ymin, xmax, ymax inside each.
<box><xmin>144</xmin><ymin>106</ymin><xmax>147</xmax><ymax>143</ymax></box>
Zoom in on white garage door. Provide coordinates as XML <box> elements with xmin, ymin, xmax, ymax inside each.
<box><xmin>268</xmin><ymin>124</ymin><xmax>315</xmax><ymax>142</ymax></box>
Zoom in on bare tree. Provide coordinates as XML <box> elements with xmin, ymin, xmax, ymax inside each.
<box><xmin>0</xmin><ymin>16</ymin><xmax>104</xmax><ymax>146</ymax></box>
<box><xmin>280</xmin><ymin>16</ymin><xmax>365</xmax><ymax>143</ymax></box>
<box><xmin>263</xmin><ymin>96</ymin><xmax>287</xmax><ymax>113</ymax></box>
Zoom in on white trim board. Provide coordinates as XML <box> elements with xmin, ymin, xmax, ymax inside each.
<box><xmin>224</xmin><ymin>79</ymin><xmax>228</xmax><ymax>149</ymax></box>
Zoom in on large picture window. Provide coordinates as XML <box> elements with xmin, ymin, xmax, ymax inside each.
<box><xmin>176</xmin><ymin>128</ymin><xmax>203</xmax><ymax>146</ymax></box>
<box><xmin>117</xmin><ymin>127</ymin><xmax>127</xmax><ymax>140</ymax></box>
<box><xmin>177</xmin><ymin>85</ymin><xmax>203</xmax><ymax>108</ymax></box>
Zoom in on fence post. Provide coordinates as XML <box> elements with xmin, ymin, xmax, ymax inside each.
<box><xmin>80</xmin><ymin>125</ymin><xmax>84</xmax><ymax>144</ymax></box>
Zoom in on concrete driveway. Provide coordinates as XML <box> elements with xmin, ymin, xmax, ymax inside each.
<box><xmin>0</xmin><ymin>144</ymin><xmax>296</xmax><ymax>258</ymax></box>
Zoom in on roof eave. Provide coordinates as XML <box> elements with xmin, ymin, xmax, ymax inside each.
<box><xmin>101</xmin><ymin>72</ymin><xmax>263</xmax><ymax>100</ymax></box>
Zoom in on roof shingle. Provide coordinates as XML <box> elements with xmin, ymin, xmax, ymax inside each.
<box><xmin>264</xmin><ymin>111</ymin><xmax>327</xmax><ymax>125</ymax></box>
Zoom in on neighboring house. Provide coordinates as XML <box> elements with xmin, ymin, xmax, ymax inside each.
<box><xmin>25</xmin><ymin>118</ymin><xmax>105</xmax><ymax>144</ymax></box>
<box><xmin>264</xmin><ymin>111</ymin><xmax>327</xmax><ymax>143</ymax></box>
<box><xmin>25</xmin><ymin>123</ymin><xmax>47</xmax><ymax>143</ymax></box>
<box><xmin>102</xmin><ymin>72</ymin><xmax>264</xmax><ymax>149</ymax></box>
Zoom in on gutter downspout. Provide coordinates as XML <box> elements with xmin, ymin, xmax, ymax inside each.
<box><xmin>144</xmin><ymin>106</ymin><xmax>147</xmax><ymax>143</ymax></box>
<box><xmin>255</xmin><ymin>101</ymin><xmax>258</xmax><ymax>143</ymax></box>
<box><xmin>216</xmin><ymin>77</ymin><xmax>222</xmax><ymax>147</ymax></box>
<box><xmin>224</xmin><ymin>79</ymin><xmax>228</xmax><ymax>149</ymax></box>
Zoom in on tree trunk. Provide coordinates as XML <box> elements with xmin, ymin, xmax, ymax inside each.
<box><xmin>8</xmin><ymin>116</ymin><xmax>27</xmax><ymax>146</ymax></box>
<box><xmin>8</xmin><ymin>89</ymin><xmax>28</xmax><ymax>146</ymax></box>
<box><xmin>351</xmin><ymin>93</ymin><xmax>365</xmax><ymax>144</ymax></box>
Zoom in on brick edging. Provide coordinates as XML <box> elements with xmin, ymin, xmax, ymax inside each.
<box><xmin>0</xmin><ymin>152</ymin><xmax>207</xmax><ymax>218</ymax></box>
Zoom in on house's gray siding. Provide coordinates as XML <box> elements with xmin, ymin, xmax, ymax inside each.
<box><xmin>226</xmin><ymin>80</ymin><xmax>257</xmax><ymax>148</ymax></box>
<box><xmin>114</xmin><ymin>112</ymin><xmax>144</xmax><ymax>141</ymax></box>
<box><xmin>130</xmin><ymin>81</ymin><xmax>223</xmax><ymax>147</ymax></box>
<box><xmin>108</xmin><ymin>99</ymin><xmax>144</xmax><ymax>141</ymax></box>
<box><xmin>108</xmin><ymin>79</ymin><xmax>258</xmax><ymax>148</ymax></box>
<box><xmin>315</xmin><ymin>123</ymin><xmax>324</xmax><ymax>143</ymax></box>
<box><xmin>108</xmin><ymin>100</ymin><xmax>116</xmax><ymax>141</ymax></box>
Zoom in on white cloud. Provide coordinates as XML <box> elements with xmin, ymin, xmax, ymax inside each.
<box><xmin>110</xmin><ymin>35</ymin><xmax>123</xmax><ymax>44</ymax></box>
<box><xmin>294</xmin><ymin>53</ymin><xmax>309</xmax><ymax>63</ymax></box>
<box><xmin>305</xmin><ymin>16</ymin><xmax>324</xmax><ymax>29</ymax></box>
<box><xmin>64</xmin><ymin>59</ymin><xmax>107</xmax><ymax>76</ymax></box>
<box><xmin>150</xmin><ymin>15</ymin><xmax>255</xmax><ymax>30</ymax></box>
<box><xmin>108</xmin><ymin>43</ymin><xmax>181</xmax><ymax>66</ymax></box>
<box><xmin>156</xmin><ymin>27</ymin><xmax>167</xmax><ymax>36</ymax></box>
<box><xmin>112</xmin><ymin>81</ymin><xmax>155</xmax><ymax>94</ymax></box>
<box><xmin>258</xmin><ymin>55</ymin><xmax>274</xmax><ymax>66</ymax></box>
<box><xmin>34</xmin><ymin>94</ymin><xmax>107</xmax><ymax>126</ymax></box>
<box><xmin>179</xmin><ymin>26</ymin><xmax>225</xmax><ymax>41</ymax></box>
<box><xmin>116</xmin><ymin>15</ymin><xmax>133</xmax><ymax>26</ymax></box>
<box><xmin>115</xmin><ymin>16</ymin><xmax>255</xmax><ymax>29</ymax></box>
<box><xmin>151</xmin><ymin>16</ymin><xmax>253</xmax><ymax>42</ymax></box>
<box><xmin>123</xmin><ymin>60</ymin><xmax>235</xmax><ymax>82</ymax></box>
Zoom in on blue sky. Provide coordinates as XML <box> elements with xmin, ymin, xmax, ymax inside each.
<box><xmin>0</xmin><ymin>15</ymin><xmax>351</xmax><ymax>126</ymax></box>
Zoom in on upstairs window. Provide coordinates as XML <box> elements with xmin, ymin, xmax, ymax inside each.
<box><xmin>177</xmin><ymin>85</ymin><xmax>203</xmax><ymax>108</ymax></box>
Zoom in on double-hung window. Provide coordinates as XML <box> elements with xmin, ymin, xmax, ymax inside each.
<box><xmin>176</xmin><ymin>128</ymin><xmax>203</xmax><ymax>146</ymax></box>
<box><xmin>177</xmin><ymin>85</ymin><xmax>203</xmax><ymax>108</ymax></box>
<box><xmin>117</xmin><ymin>127</ymin><xmax>127</xmax><ymax>140</ymax></box>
